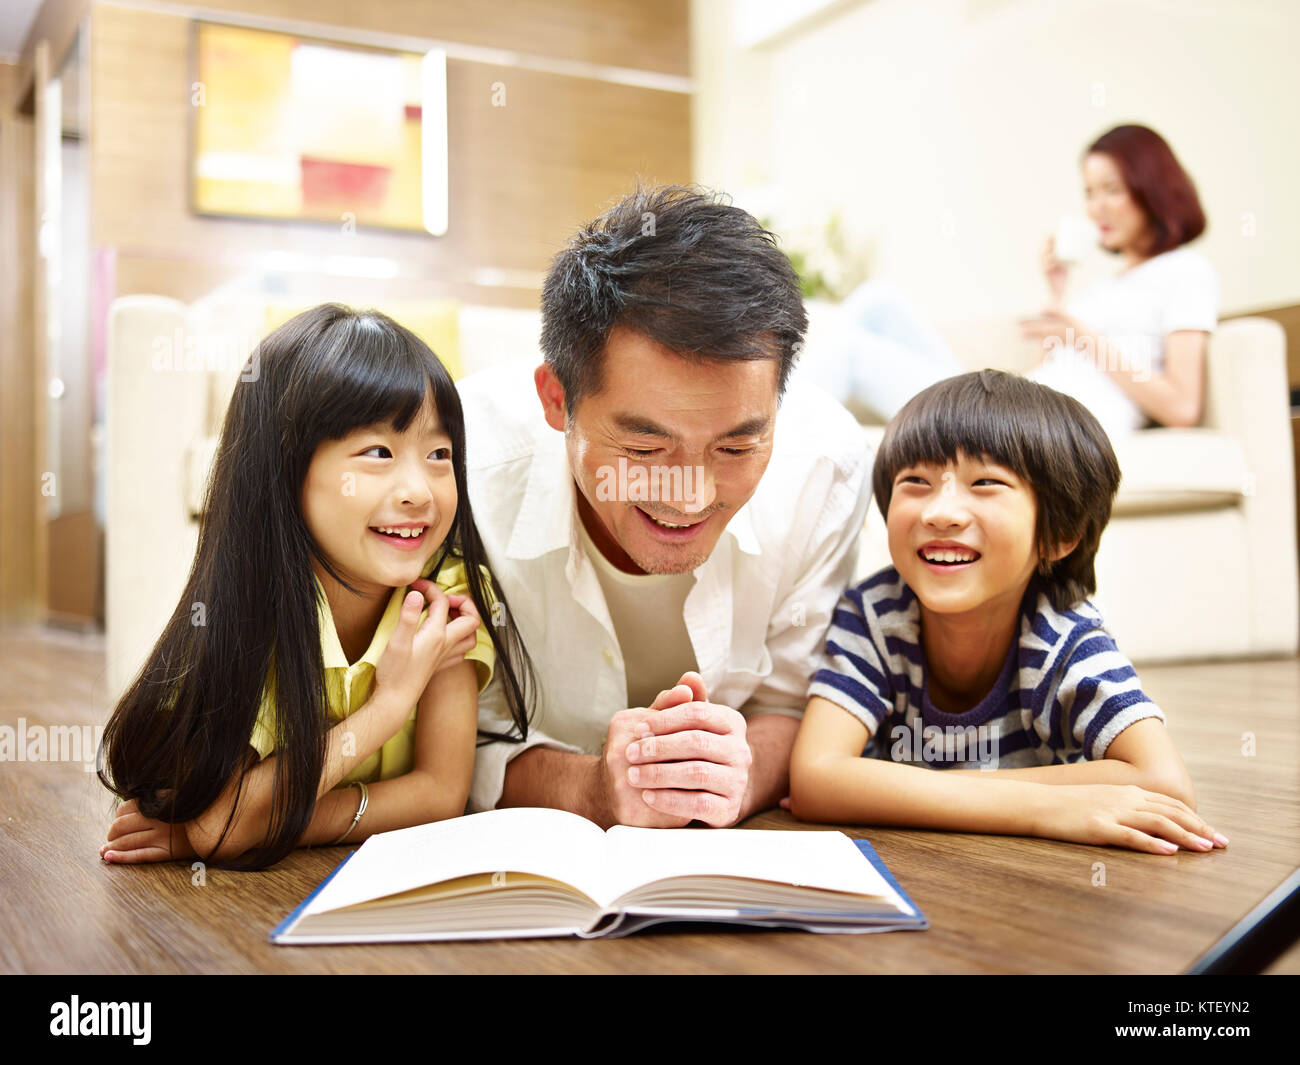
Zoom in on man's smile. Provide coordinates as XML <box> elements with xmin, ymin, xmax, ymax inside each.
<box><xmin>635</xmin><ymin>505</ymin><xmax>712</xmax><ymax>541</ymax></box>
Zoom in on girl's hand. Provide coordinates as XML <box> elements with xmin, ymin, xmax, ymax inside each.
<box><xmin>1041</xmin><ymin>234</ymin><xmax>1068</xmax><ymax>309</ymax></box>
<box><xmin>374</xmin><ymin>580</ymin><xmax>481</xmax><ymax>715</ymax></box>
<box><xmin>101</xmin><ymin>797</ymin><xmax>197</xmax><ymax>864</ymax></box>
<box><xmin>1033</xmin><ymin>784</ymin><xmax>1229</xmax><ymax>854</ymax></box>
<box><xmin>435</xmin><ymin>593</ymin><xmax>481</xmax><ymax>675</ymax></box>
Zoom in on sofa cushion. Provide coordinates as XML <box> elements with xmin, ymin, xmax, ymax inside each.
<box><xmin>1109</xmin><ymin>429</ymin><xmax>1248</xmax><ymax>514</ymax></box>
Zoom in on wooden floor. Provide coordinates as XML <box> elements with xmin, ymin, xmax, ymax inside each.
<box><xmin>1</xmin><ymin>623</ymin><xmax>1297</xmax><ymax>975</ymax></box>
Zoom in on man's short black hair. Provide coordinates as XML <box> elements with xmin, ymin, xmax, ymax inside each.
<box><xmin>872</xmin><ymin>371</ymin><xmax>1122</xmax><ymax>612</ymax></box>
<box><xmin>540</xmin><ymin>184</ymin><xmax>808</xmax><ymax>416</ymax></box>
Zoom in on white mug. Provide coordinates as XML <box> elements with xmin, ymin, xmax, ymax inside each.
<box><xmin>1055</xmin><ymin>214</ymin><xmax>1100</xmax><ymax>264</ymax></box>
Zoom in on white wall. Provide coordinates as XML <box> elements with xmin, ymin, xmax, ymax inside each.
<box><xmin>692</xmin><ymin>0</ymin><xmax>1300</xmax><ymax>321</ymax></box>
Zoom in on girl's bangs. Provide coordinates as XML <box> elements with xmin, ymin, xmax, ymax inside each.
<box><xmin>307</xmin><ymin>314</ymin><xmax>454</xmax><ymax>441</ymax></box>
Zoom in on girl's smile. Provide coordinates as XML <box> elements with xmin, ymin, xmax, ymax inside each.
<box><xmin>301</xmin><ymin>395</ymin><xmax>457</xmax><ymax>599</ymax></box>
<box><xmin>369</xmin><ymin>523</ymin><xmax>429</xmax><ymax>550</ymax></box>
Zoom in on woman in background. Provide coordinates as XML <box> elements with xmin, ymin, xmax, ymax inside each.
<box><xmin>1021</xmin><ymin>123</ymin><xmax>1217</xmax><ymax>435</ymax></box>
<box><xmin>798</xmin><ymin>124</ymin><xmax>1217</xmax><ymax>439</ymax></box>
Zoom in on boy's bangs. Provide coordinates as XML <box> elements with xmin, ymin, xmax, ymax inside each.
<box><xmin>881</xmin><ymin>378</ymin><xmax>1033</xmax><ymax>483</ymax></box>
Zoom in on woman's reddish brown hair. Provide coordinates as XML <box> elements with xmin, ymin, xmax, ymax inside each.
<box><xmin>1087</xmin><ymin>124</ymin><xmax>1206</xmax><ymax>256</ymax></box>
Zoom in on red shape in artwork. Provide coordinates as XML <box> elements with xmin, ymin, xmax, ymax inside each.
<box><xmin>300</xmin><ymin>156</ymin><xmax>393</xmax><ymax>209</ymax></box>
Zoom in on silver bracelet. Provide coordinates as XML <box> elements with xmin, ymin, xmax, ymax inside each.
<box><xmin>331</xmin><ymin>781</ymin><xmax>368</xmax><ymax>845</ymax></box>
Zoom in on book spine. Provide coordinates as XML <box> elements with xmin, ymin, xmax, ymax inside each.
<box><xmin>270</xmin><ymin>851</ymin><xmax>359</xmax><ymax>943</ymax></box>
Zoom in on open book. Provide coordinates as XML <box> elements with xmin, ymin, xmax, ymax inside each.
<box><xmin>271</xmin><ymin>808</ymin><xmax>927</xmax><ymax>943</ymax></box>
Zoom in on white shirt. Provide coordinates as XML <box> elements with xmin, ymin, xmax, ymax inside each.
<box><xmin>1030</xmin><ymin>246</ymin><xmax>1218</xmax><ymax>437</ymax></box>
<box><xmin>578</xmin><ymin>517</ymin><xmax>698</xmax><ymax>709</ymax></box>
<box><xmin>457</xmin><ymin>361</ymin><xmax>873</xmax><ymax>812</ymax></box>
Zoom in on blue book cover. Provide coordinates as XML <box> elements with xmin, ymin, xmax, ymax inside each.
<box><xmin>271</xmin><ymin>850</ymin><xmax>358</xmax><ymax>943</ymax></box>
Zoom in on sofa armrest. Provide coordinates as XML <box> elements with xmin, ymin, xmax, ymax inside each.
<box><xmin>106</xmin><ymin>295</ymin><xmax>207</xmax><ymax>698</ymax></box>
<box><xmin>1202</xmin><ymin>316</ymin><xmax>1297</xmax><ymax>653</ymax></box>
<box><xmin>1203</xmin><ymin>317</ymin><xmax>1286</xmax><ymax>435</ymax></box>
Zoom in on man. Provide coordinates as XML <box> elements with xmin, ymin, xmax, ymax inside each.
<box><xmin>459</xmin><ymin>185</ymin><xmax>871</xmax><ymax>828</ymax></box>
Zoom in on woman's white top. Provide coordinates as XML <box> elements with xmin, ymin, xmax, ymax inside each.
<box><xmin>1029</xmin><ymin>246</ymin><xmax>1219</xmax><ymax>437</ymax></box>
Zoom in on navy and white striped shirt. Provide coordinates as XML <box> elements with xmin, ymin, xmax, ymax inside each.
<box><xmin>807</xmin><ymin>566</ymin><xmax>1163</xmax><ymax>770</ymax></box>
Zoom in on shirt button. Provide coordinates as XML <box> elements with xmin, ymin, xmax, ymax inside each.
<box><xmin>602</xmin><ymin>648</ymin><xmax>614</xmax><ymax>664</ymax></box>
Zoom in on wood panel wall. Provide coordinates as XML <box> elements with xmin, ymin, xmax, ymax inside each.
<box><xmin>8</xmin><ymin>0</ymin><xmax>89</xmax><ymax>114</ymax></box>
<box><xmin>30</xmin><ymin>42</ymin><xmax>52</xmax><ymax>622</ymax></box>
<box><xmin>91</xmin><ymin>2</ymin><xmax>693</xmax><ymax>308</ymax></box>
<box><xmin>0</xmin><ymin>64</ymin><xmax>39</xmax><ymax>622</ymax></box>
<box><xmin>193</xmin><ymin>0</ymin><xmax>690</xmax><ymax>75</ymax></box>
<box><xmin>3</xmin><ymin>0</ymin><xmax>691</xmax><ymax>626</ymax></box>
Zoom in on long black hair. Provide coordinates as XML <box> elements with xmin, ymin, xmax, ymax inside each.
<box><xmin>99</xmin><ymin>304</ymin><xmax>532</xmax><ymax>870</ymax></box>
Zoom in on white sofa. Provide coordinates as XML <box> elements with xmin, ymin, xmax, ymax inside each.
<box><xmin>105</xmin><ymin>294</ymin><xmax>1297</xmax><ymax>699</ymax></box>
<box><xmin>836</xmin><ymin>311</ymin><xmax>1298</xmax><ymax>663</ymax></box>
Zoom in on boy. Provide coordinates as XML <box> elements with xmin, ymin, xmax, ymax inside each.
<box><xmin>787</xmin><ymin>371</ymin><xmax>1228</xmax><ymax>854</ymax></box>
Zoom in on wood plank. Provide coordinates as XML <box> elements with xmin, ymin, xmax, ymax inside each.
<box><xmin>2</xmin><ymin>626</ymin><xmax>1296</xmax><ymax>974</ymax></box>
<box><xmin>46</xmin><ymin>510</ymin><xmax>101</xmax><ymax>624</ymax></box>
<box><xmin>0</xmin><ymin>61</ymin><xmax>17</xmax><ymax>113</ymax></box>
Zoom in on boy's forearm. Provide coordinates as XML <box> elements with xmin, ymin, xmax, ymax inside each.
<box><xmin>950</xmin><ymin>758</ymin><xmax>1195</xmax><ymax>806</ymax></box>
<box><xmin>789</xmin><ymin>754</ymin><xmax>1045</xmax><ymax>835</ymax></box>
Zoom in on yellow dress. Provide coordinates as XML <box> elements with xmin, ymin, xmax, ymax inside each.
<box><xmin>247</xmin><ymin>554</ymin><xmax>495</xmax><ymax>785</ymax></box>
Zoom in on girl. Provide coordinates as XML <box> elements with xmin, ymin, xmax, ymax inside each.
<box><xmin>98</xmin><ymin>304</ymin><xmax>532</xmax><ymax>870</ymax></box>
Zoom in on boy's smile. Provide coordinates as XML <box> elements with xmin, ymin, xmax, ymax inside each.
<box><xmin>917</xmin><ymin>538</ymin><xmax>982</xmax><ymax>571</ymax></box>
<box><xmin>887</xmin><ymin>450</ymin><xmax>1041</xmax><ymax>623</ymax></box>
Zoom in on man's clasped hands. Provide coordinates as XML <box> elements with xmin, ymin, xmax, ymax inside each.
<box><xmin>599</xmin><ymin>671</ymin><xmax>753</xmax><ymax>829</ymax></box>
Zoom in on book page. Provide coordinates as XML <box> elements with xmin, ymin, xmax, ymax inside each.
<box><xmin>301</xmin><ymin>808</ymin><xmax>614</xmax><ymax>915</ymax></box>
<box><xmin>601</xmin><ymin>827</ymin><xmax>911</xmax><ymax>911</ymax></box>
